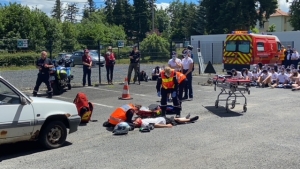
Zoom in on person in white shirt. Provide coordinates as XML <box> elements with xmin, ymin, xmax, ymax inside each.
<box><xmin>269</xmin><ymin>68</ymin><xmax>278</xmax><ymax>84</ymax></box>
<box><xmin>291</xmin><ymin>48</ymin><xmax>299</xmax><ymax>67</ymax></box>
<box><xmin>251</xmin><ymin>69</ymin><xmax>259</xmax><ymax>81</ymax></box>
<box><xmin>242</xmin><ymin>68</ymin><xmax>253</xmax><ymax>80</ymax></box>
<box><xmin>151</xmin><ymin>66</ymin><xmax>161</xmax><ymax>81</ymax></box>
<box><xmin>257</xmin><ymin>69</ymin><xmax>272</xmax><ymax>87</ymax></box>
<box><xmin>181</xmin><ymin>50</ymin><xmax>194</xmax><ymax>101</ymax></box>
<box><xmin>168</xmin><ymin>51</ymin><xmax>182</xmax><ymax>72</ymax></box>
<box><xmin>271</xmin><ymin>69</ymin><xmax>289</xmax><ymax>88</ymax></box>
<box><xmin>285</xmin><ymin>68</ymin><xmax>292</xmax><ymax>82</ymax></box>
<box><xmin>231</xmin><ymin>69</ymin><xmax>243</xmax><ymax>79</ymax></box>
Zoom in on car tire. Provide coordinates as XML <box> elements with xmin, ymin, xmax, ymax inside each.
<box><xmin>67</xmin><ymin>84</ymin><xmax>71</xmax><ymax>90</ymax></box>
<box><xmin>39</xmin><ymin>121</ymin><xmax>67</xmax><ymax>149</ymax></box>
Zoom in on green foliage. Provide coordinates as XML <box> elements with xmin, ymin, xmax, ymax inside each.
<box><xmin>267</xmin><ymin>24</ymin><xmax>276</xmax><ymax>32</ymax></box>
<box><xmin>251</xmin><ymin>27</ymin><xmax>259</xmax><ymax>33</ymax></box>
<box><xmin>289</xmin><ymin>0</ymin><xmax>300</xmax><ymax>31</ymax></box>
<box><xmin>140</xmin><ymin>33</ymin><xmax>169</xmax><ymax>60</ymax></box>
<box><xmin>0</xmin><ymin>52</ymin><xmax>40</xmax><ymax>66</ymax></box>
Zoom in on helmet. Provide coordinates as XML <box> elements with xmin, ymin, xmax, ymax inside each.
<box><xmin>187</xmin><ymin>45</ymin><xmax>193</xmax><ymax>50</ymax></box>
<box><xmin>112</xmin><ymin>122</ymin><xmax>130</xmax><ymax>135</ymax></box>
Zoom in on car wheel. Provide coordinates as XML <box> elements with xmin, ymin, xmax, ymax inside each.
<box><xmin>67</xmin><ymin>84</ymin><xmax>71</xmax><ymax>90</ymax></box>
<box><xmin>39</xmin><ymin>121</ymin><xmax>67</xmax><ymax>149</ymax></box>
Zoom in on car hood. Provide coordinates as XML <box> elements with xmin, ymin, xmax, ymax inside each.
<box><xmin>30</xmin><ymin>97</ymin><xmax>74</xmax><ymax>105</ymax></box>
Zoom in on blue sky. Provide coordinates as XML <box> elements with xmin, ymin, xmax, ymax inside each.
<box><xmin>0</xmin><ymin>0</ymin><xmax>291</xmax><ymax>19</ymax></box>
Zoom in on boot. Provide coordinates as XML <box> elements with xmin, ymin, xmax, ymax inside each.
<box><xmin>174</xmin><ymin>107</ymin><xmax>181</xmax><ymax>118</ymax></box>
<box><xmin>160</xmin><ymin>106</ymin><xmax>167</xmax><ymax>117</ymax></box>
<box><xmin>47</xmin><ymin>92</ymin><xmax>53</xmax><ymax>98</ymax></box>
<box><xmin>32</xmin><ymin>91</ymin><xmax>37</xmax><ymax>97</ymax></box>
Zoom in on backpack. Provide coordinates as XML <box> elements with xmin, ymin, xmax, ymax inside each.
<box><xmin>73</xmin><ymin>92</ymin><xmax>94</xmax><ymax>123</ymax></box>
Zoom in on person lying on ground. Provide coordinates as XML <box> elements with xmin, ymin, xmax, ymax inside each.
<box><xmin>271</xmin><ymin>69</ymin><xmax>289</xmax><ymax>88</ymax></box>
<box><xmin>133</xmin><ymin>114</ymin><xmax>199</xmax><ymax>128</ymax></box>
<box><xmin>103</xmin><ymin>103</ymin><xmax>142</xmax><ymax>128</ymax></box>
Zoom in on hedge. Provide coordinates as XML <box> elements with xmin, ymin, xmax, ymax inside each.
<box><xmin>0</xmin><ymin>52</ymin><xmax>40</xmax><ymax>66</ymax></box>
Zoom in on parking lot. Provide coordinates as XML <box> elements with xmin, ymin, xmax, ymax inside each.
<box><xmin>1</xmin><ymin>71</ymin><xmax>300</xmax><ymax>169</ymax></box>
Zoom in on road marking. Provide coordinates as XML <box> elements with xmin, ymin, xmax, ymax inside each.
<box><xmin>86</xmin><ymin>86</ymin><xmax>152</xmax><ymax>98</ymax></box>
<box><xmin>54</xmin><ymin>95</ymin><xmax>113</xmax><ymax>108</ymax></box>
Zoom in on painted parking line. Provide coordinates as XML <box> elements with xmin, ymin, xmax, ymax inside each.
<box><xmin>54</xmin><ymin>95</ymin><xmax>114</xmax><ymax>108</ymax></box>
<box><xmin>85</xmin><ymin>86</ymin><xmax>153</xmax><ymax>98</ymax></box>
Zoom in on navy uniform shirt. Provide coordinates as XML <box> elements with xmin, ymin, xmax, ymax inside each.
<box><xmin>36</xmin><ymin>58</ymin><xmax>53</xmax><ymax>74</ymax></box>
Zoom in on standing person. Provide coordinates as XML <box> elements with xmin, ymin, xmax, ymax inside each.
<box><xmin>284</xmin><ymin>45</ymin><xmax>293</xmax><ymax>68</ymax></box>
<box><xmin>291</xmin><ymin>48</ymin><xmax>299</xmax><ymax>68</ymax></box>
<box><xmin>33</xmin><ymin>51</ymin><xmax>53</xmax><ymax>98</ymax></box>
<box><xmin>156</xmin><ymin>66</ymin><xmax>182</xmax><ymax>118</ymax></box>
<box><xmin>181</xmin><ymin>49</ymin><xmax>194</xmax><ymax>101</ymax></box>
<box><xmin>168</xmin><ymin>51</ymin><xmax>182</xmax><ymax>72</ymax></box>
<box><xmin>127</xmin><ymin>45</ymin><xmax>140</xmax><ymax>85</ymax></box>
<box><xmin>105</xmin><ymin>46</ymin><xmax>116</xmax><ymax>85</ymax></box>
<box><xmin>82</xmin><ymin>49</ymin><xmax>92</xmax><ymax>87</ymax></box>
<box><xmin>175</xmin><ymin>71</ymin><xmax>187</xmax><ymax>101</ymax></box>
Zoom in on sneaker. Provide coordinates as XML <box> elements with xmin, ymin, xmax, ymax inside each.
<box><xmin>188</xmin><ymin>98</ymin><xmax>193</xmax><ymax>101</ymax></box>
<box><xmin>190</xmin><ymin>116</ymin><xmax>199</xmax><ymax>122</ymax></box>
<box><xmin>175</xmin><ymin>114</ymin><xmax>180</xmax><ymax>118</ymax></box>
<box><xmin>185</xmin><ymin>113</ymin><xmax>191</xmax><ymax>119</ymax></box>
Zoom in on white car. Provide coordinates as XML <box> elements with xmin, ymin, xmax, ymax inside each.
<box><xmin>0</xmin><ymin>76</ymin><xmax>81</xmax><ymax>149</ymax></box>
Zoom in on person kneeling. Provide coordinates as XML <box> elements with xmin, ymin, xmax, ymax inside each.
<box><xmin>103</xmin><ymin>104</ymin><xmax>141</xmax><ymax>128</ymax></box>
<box><xmin>133</xmin><ymin>114</ymin><xmax>199</xmax><ymax>128</ymax></box>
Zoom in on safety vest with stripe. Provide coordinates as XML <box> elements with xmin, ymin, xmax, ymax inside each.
<box><xmin>109</xmin><ymin>104</ymin><xmax>136</xmax><ymax>125</ymax></box>
<box><xmin>279</xmin><ymin>49</ymin><xmax>286</xmax><ymax>61</ymax></box>
<box><xmin>175</xmin><ymin>72</ymin><xmax>186</xmax><ymax>84</ymax></box>
<box><xmin>161</xmin><ymin>70</ymin><xmax>175</xmax><ymax>89</ymax></box>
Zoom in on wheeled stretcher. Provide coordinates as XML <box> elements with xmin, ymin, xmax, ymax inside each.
<box><xmin>136</xmin><ymin>104</ymin><xmax>175</xmax><ymax>118</ymax></box>
<box><xmin>213</xmin><ymin>75</ymin><xmax>251</xmax><ymax>113</ymax></box>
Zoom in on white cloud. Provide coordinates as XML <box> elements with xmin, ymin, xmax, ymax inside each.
<box><xmin>155</xmin><ymin>2</ymin><xmax>169</xmax><ymax>10</ymax></box>
<box><xmin>278</xmin><ymin>0</ymin><xmax>291</xmax><ymax>12</ymax></box>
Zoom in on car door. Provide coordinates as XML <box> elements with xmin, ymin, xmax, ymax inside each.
<box><xmin>73</xmin><ymin>52</ymin><xmax>83</xmax><ymax>65</ymax></box>
<box><xmin>0</xmin><ymin>79</ymin><xmax>34</xmax><ymax>143</ymax></box>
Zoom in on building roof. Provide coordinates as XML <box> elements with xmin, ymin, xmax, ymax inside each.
<box><xmin>270</xmin><ymin>9</ymin><xmax>289</xmax><ymax>16</ymax></box>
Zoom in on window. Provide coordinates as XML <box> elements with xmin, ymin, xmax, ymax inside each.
<box><xmin>257</xmin><ymin>42</ymin><xmax>265</xmax><ymax>52</ymax></box>
<box><xmin>277</xmin><ymin>42</ymin><xmax>282</xmax><ymax>51</ymax></box>
<box><xmin>0</xmin><ymin>81</ymin><xmax>20</xmax><ymax>104</ymax></box>
<box><xmin>225</xmin><ymin>40</ymin><xmax>250</xmax><ymax>53</ymax></box>
<box><xmin>238</xmin><ymin>41</ymin><xmax>250</xmax><ymax>53</ymax></box>
<box><xmin>225</xmin><ymin>41</ymin><xmax>236</xmax><ymax>52</ymax></box>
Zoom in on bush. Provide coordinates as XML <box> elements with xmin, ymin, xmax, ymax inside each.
<box><xmin>0</xmin><ymin>52</ymin><xmax>40</xmax><ymax>66</ymax></box>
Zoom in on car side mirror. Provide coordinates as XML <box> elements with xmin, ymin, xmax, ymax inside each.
<box><xmin>20</xmin><ymin>96</ymin><xmax>27</xmax><ymax>105</ymax></box>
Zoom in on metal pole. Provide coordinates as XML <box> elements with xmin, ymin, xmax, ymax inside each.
<box><xmin>211</xmin><ymin>43</ymin><xmax>214</xmax><ymax>65</ymax></box>
<box><xmin>97</xmin><ymin>40</ymin><xmax>101</xmax><ymax>84</ymax></box>
<box><xmin>198</xmin><ymin>41</ymin><xmax>201</xmax><ymax>75</ymax></box>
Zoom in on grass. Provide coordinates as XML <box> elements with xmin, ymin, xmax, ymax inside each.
<box><xmin>0</xmin><ymin>65</ymin><xmax>36</xmax><ymax>71</ymax></box>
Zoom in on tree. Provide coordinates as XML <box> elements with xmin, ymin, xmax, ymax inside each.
<box><xmin>83</xmin><ymin>0</ymin><xmax>97</xmax><ymax>19</ymax></box>
<box><xmin>168</xmin><ymin>0</ymin><xmax>185</xmax><ymax>39</ymax></box>
<box><xmin>133</xmin><ymin>0</ymin><xmax>151</xmax><ymax>40</ymax></box>
<box><xmin>155</xmin><ymin>8</ymin><xmax>170</xmax><ymax>34</ymax></box>
<box><xmin>289</xmin><ymin>0</ymin><xmax>300</xmax><ymax>31</ymax></box>
<box><xmin>192</xmin><ymin>1</ymin><xmax>207</xmax><ymax>35</ymax></box>
<box><xmin>104</xmin><ymin>0</ymin><xmax>115</xmax><ymax>24</ymax></box>
<box><xmin>51</xmin><ymin>0</ymin><xmax>64</xmax><ymax>22</ymax></box>
<box><xmin>64</xmin><ymin>3</ymin><xmax>79</xmax><ymax>23</ymax></box>
<box><xmin>140</xmin><ymin>33</ymin><xmax>169</xmax><ymax>59</ymax></box>
<box><xmin>267</xmin><ymin>24</ymin><xmax>276</xmax><ymax>32</ymax></box>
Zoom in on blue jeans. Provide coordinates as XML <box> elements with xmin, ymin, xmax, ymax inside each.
<box><xmin>183</xmin><ymin>69</ymin><xmax>193</xmax><ymax>98</ymax></box>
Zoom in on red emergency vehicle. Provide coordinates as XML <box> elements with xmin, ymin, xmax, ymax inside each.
<box><xmin>223</xmin><ymin>31</ymin><xmax>285</xmax><ymax>71</ymax></box>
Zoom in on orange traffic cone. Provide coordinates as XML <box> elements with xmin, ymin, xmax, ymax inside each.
<box><xmin>118</xmin><ymin>78</ymin><xmax>133</xmax><ymax>100</ymax></box>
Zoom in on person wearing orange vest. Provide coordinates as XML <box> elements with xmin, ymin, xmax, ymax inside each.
<box><xmin>102</xmin><ymin>103</ymin><xmax>141</xmax><ymax>128</ymax></box>
<box><xmin>156</xmin><ymin>66</ymin><xmax>181</xmax><ymax>117</ymax></box>
<box><xmin>175</xmin><ymin>71</ymin><xmax>187</xmax><ymax>100</ymax></box>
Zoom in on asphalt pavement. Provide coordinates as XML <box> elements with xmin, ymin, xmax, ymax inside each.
<box><xmin>1</xmin><ymin>74</ymin><xmax>300</xmax><ymax>169</ymax></box>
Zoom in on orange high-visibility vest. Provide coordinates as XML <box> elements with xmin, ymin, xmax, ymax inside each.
<box><xmin>108</xmin><ymin>103</ymin><xmax>136</xmax><ymax>125</ymax></box>
<box><xmin>161</xmin><ymin>70</ymin><xmax>175</xmax><ymax>89</ymax></box>
<box><xmin>175</xmin><ymin>72</ymin><xmax>186</xmax><ymax>84</ymax></box>
<box><xmin>280</xmin><ymin>49</ymin><xmax>286</xmax><ymax>61</ymax></box>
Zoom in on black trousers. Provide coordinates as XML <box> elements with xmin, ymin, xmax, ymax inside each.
<box><xmin>106</xmin><ymin>65</ymin><xmax>114</xmax><ymax>82</ymax></box>
<box><xmin>183</xmin><ymin>69</ymin><xmax>193</xmax><ymax>98</ymax></box>
<box><xmin>178</xmin><ymin>80</ymin><xmax>186</xmax><ymax>100</ymax></box>
<box><xmin>160</xmin><ymin>88</ymin><xmax>181</xmax><ymax>116</ymax></box>
<box><xmin>83</xmin><ymin>67</ymin><xmax>91</xmax><ymax>86</ymax></box>
<box><xmin>33</xmin><ymin>73</ymin><xmax>52</xmax><ymax>94</ymax></box>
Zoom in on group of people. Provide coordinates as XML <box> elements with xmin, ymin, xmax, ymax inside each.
<box><xmin>230</xmin><ymin>62</ymin><xmax>300</xmax><ymax>91</ymax></box>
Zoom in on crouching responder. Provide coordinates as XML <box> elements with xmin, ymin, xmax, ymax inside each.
<box><xmin>156</xmin><ymin>66</ymin><xmax>182</xmax><ymax>118</ymax></box>
<box><xmin>175</xmin><ymin>71</ymin><xmax>187</xmax><ymax>101</ymax></box>
<box><xmin>103</xmin><ymin>103</ymin><xmax>142</xmax><ymax>128</ymax></box>
<box><xmin>33</xmin><ymin>51</ymin><xmax>53</xmax><ymax>98</ymax></box>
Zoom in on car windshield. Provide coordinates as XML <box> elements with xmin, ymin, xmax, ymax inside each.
<box><xmin>90</xmin><ymin>52</ymin><xmax>98</xmax><ymax>57</ymax></box>
<box><xmin>225</xmin><ymin>40</ymin><xmax>250</xmax><ymax>53</ymax></box>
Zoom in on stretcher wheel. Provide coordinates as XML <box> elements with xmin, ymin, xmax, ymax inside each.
<box><xmin>225</xmin><ymin>103</ymin><xmax>229</xmax><ymax>112</ymax></box>
<box><xmin>243</xmin><ymin>105</ymin><xmax>247</xmax><ymax>112</ymax></box>
<box><xmin>248</xmin><ymin>90</ymin><xmax>250</xmax><ymax>95</ymax></box>
<box><xmin>215</xmin><ymin>100</ymin><xmax>219</xmax><ymax>108</ymax></box>
<box><xmin>231</xmin><ymin>100</ymin><xmax>236</xmax><ymax>109</ymax></box>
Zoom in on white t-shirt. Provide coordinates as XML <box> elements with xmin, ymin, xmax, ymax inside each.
<box><xmin>232</xmin><ymin>71</ymin><xmax>243</xmax><ymax>79</ymax></box>
<box><xmin>242</xmin><ymin>72</ymin><xmax>253</xmax><ymax>79</ymax></box>
<box><xmin>252</xmin><ymin>72</ymin><xmax>259</xmax><ymax>80</ymax></box>
<box><xmin>181</xmin><ymin>57</ymin><xmax>193</xmax><ymax>70</ymax></box>
<box><xmin>260</xmin><ymin>72</ymin><xmax>271</xmax><ymax>79</ymax></box>
<box><xmin>141</xmin><ymin>117</ymin><xmax>166</xmax><ymax>127</ymax></box>
<box><xmin>277</xmin><ymin>74</ymin><xmax>289</xmax><ymax>83</ymax></box>
<box><xmin>152</xmin><ymin>68</ymin><xmax>161</xmax><ymax>74</ymax></box>
<box><xmin>291</xmin><ymin>52</ymin><xmax>299</xmax><ymax>60</ymax></box>
<box><xmin>271</xmin><ymin>72</ymin><xmax>278</xmax><ymax>80</ymax></box>
<box><xmin>168</xmin><ymin>58</ymin><xmax>182</xmax><ymax>71</ymax></box>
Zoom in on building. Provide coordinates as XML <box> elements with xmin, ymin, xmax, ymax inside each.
<box><xmin>256</xmin><ymin>9</ymin><xmax>294</xmax><ymax>32</ymax></box>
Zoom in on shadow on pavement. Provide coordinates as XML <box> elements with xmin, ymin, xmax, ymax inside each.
<box><xmin>0</xmin><ymin>141</ymin><xmax>72</xmax><ymax>162</ymax></box>
<box><xmin>203</xmin><ymin>105</ymin><xmax>243</xmax><ymax>117</ymax></box>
